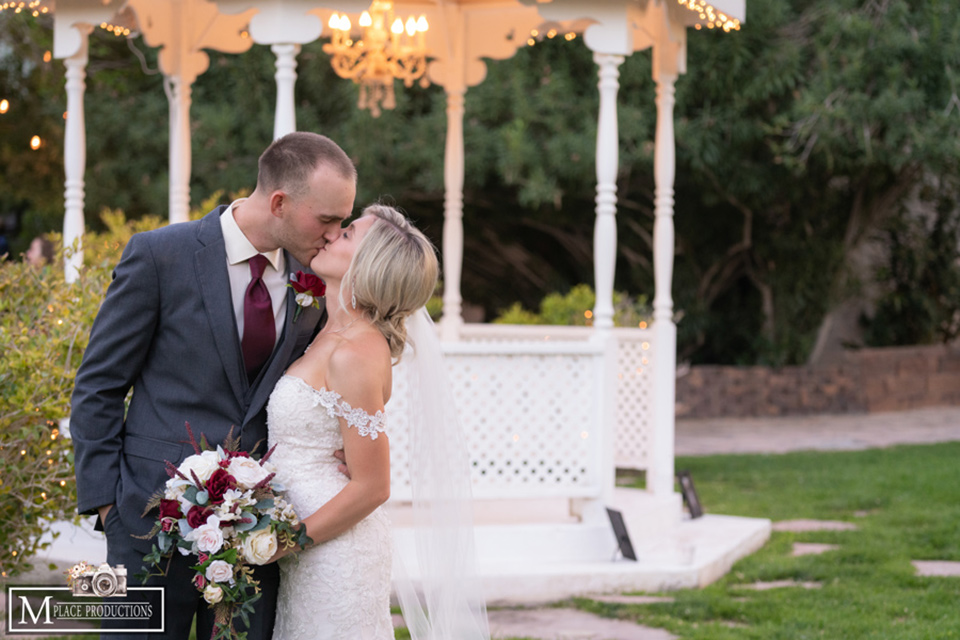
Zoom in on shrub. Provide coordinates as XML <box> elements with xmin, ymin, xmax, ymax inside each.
<box><xmin>493</xmin><ymin>283</ymin><xmax>651</xmax><ymax>328</ymax></box>
<box><xmin>0</xmin><ymin>210</ymin><xmax>166</xmax><ymax>578</ymax></box>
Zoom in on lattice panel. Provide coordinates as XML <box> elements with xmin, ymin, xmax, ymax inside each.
<box><xmin>388</xmin><ymin>350</ymin><xmax>603</xmax><ymax>501</ymax></box>
<box><xmin>614</xmin><ymin>337</ymin><xmax>653</xmax><ymax>470</ymax></box>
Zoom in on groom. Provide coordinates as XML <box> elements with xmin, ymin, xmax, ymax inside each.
<box><xmin>70</xmin><ymin>132</ymin><xmax>356</xmax><ymax>639</ymax></box>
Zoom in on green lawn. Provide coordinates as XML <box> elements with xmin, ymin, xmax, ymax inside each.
<box><xmin>573</xmin><ymin>442</ymin><xmax>960</xmax><ymax>639</ymax></box>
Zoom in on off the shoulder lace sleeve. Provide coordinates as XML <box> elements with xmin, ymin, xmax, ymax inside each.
<box><xmin>336</xmin><ymin>401</ymin><xmax>387</xmax><ymax>440</ymax></box>
<box><xmin>283</xmin><ymin>376</ymin><xmax>387</xmax><ymax>440</ymax></box>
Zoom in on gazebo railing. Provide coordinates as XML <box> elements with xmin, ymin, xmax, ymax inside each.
<box><xmin>455</xmin><ymin>323</ymin><xmax>654</xmax><ymax>472</ymax></box>
<box><xmin>387</xmin><ymin>337</ymin><xmax>613</xmax><ymax>509</ymax></box>
<box><xmin>386</xmin><ymin>323</ymin><xmax>653</xmax><ymax>516</ymax></box>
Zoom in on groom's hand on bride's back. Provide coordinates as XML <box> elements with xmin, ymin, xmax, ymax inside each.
<box><xmin>333</xmin><ymin>449</ymin><xmax>351</xmax><ymax>479</ymax></box>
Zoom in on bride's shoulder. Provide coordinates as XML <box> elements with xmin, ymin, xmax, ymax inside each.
<box><xmin>326</xmin><ymin>330</ymin><xmax>391</xmax><ymax>402</ymax></box>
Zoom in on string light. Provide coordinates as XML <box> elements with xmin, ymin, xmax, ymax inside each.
<box><xmin>99</xmin><ymin>21</ymin><xmax>131</xmax><ymax>37</ymax></box>
<box><xmin>0</xmin><ymin>99</ymin><xmax>8</xmax><ymax>113</ymax></box>
<box><xmin>30</xmin><ymin>135</ymin><xmax>41</xmax><ymax>150</ymax></box>
<box><xmin>527</xmin><ymin>27</ymin><xmax>578</xmax><ymax>47</ymax></box>
<box><xmin>677</xmin><ymin>0</ymin><xmax>741</xmax><ymax>32</ymax></box>
<box><xmin>43</xmin><ymin>50</ymin><xmax>50</xmax><ymax>62</ymax></box>
<box><xmin>0</xmin><ymin>2</ymin><xmax>49</xmax><ymax>15</ymax></box>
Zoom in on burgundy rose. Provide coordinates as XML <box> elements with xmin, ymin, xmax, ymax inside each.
<box><xmin>159</xmin><ymin>499</ymin><xmax>182</xmax><ymax>520</ymax></box>
<box><xmin>287</xmin><ymin>271</ymin><xmax>326</xmax><ymax>322</ymax></box>
<box><xmin>225</xmin><ymin>450</ymin><xmax>250</xmax><ymax>459</ymax></box>
<box><xmin>186</xmin><ymin>505</ymin><xmax>213</xmax><ymax>529</ymax></box>
<box><xmin>206</xmin><ymin>468</ymin><xmax>237</xmax><ymax>505</ymax></box>
<box><xmin>289</xmin><ymin>271</ymin><xmax>325</xmax><ymax>297</ymax></box>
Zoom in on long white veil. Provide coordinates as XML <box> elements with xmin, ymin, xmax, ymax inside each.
<box><xmin>392</xmin><ymin>308</ymin><xmax>490</xmax><ymax>640</ymax></box>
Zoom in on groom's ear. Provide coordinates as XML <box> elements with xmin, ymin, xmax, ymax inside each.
<box><xmin>269</xmin><ymin>191</ymin><xmax>287</xmax><ymax>218</ymax></box>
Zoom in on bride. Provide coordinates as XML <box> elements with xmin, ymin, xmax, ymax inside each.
<box><xmin>265</xmin><ymin>204</ymin><xmax>488</xmax><ymax>640</ymax></box>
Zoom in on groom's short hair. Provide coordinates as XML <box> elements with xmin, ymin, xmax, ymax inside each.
<box><xmin>257</xmin><ymin>132</ymin><xmax>356</xmax><ymax>197</ymax></box>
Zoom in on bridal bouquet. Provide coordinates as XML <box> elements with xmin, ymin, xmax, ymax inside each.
<box><xmin>140</xmin><ymin>424</ymin><xmax>309</xmax><ymax>640</ymax></box>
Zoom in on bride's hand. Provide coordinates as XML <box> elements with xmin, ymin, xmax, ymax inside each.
<box><xmin>333</xmin><ymin>449</ymin><xmax>351</xmax><ymax>479</ymax></box>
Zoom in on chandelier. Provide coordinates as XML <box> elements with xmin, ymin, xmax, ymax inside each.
<box><xmin>323</xmin><ymin>1</ymin><xmax>430</xmax><ymax>117</ymax></box>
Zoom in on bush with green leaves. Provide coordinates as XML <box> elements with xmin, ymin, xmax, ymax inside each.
<box><xmin>0</xmin><ymin>210</ymin><xmax>166</xmax><ymax>578</ymax></box>
<box><xmin>494</xmin><ymin>283</ymin><xmax>651</xmax><ymax>328</ymax></box>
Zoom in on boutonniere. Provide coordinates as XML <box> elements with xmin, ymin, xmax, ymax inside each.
<box><xmin>287</xmin><ymin>271</ymin><xmax>325</xmax><ymax>322</ymax></box>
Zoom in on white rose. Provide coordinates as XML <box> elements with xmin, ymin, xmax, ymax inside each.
<box><xmin>164</xmin><ymin>483</ymin><xmax>187</xmax><ymax>502</ymax></box>
<box><xmin>241</xmin><ymin>529</ymin><xmax>278</xmax><ymax>565</ymax></box>
<box><xmin>190</xmin><ymin>515</ymin><xmax>224</xmax><ymax>554</ymax></box>
<box><xmin>205</xmin><ymin>560</ymin><xmax>234</xmax><ymax>585</ymax></box>
<box><xmin>203</xmin><ymin>584</ymin><xmax>223</xmax><ymax>604</ymax></box>
<box><xmin>177</xmin><ymin>450</ymin><xmax>221</xmax><ymax>484</ymax></box>
<box><xmin>295</xmin><ymin>292</ymin><xmax>314</xmax><ymax>307</ymax></box>
<box><xmin>227</xmin><ymin>457</ymin><xmax>270</xmax><ymax>489</ymax></box>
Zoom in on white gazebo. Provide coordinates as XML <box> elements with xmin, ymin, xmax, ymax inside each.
<box><xmin>43</xmin><ymin>0</ymin><xmax>769</xmax><ymax>601</ymax></box>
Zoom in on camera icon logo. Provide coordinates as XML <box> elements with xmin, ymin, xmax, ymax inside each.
<box><xmin>70</xmin><ymin>562</ymin><xmax>128</xmax><ymax>597</ymax></box>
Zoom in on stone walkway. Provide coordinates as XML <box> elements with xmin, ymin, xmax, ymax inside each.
<box><xmin>676</xmin><ymin>405</ymin><xmax>960</xmax><ymax>456</ymax></box>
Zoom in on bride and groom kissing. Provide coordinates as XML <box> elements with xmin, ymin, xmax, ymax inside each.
<box><xmin>70</xmin><ymin>132</ymin><xmax>488</xmax><ymax>639</ymax></box>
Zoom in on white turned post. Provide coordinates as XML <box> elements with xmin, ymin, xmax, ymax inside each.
<box><xmin>63</xmin><ymin>33</ymin><xmax>90</xmax><ymax>283</ymax></box>
<box><xmin>648</xmin><ymin>72</ymin><xmax>678</xmax><ymax>498</ymax></box>
<box><xmin>168</xmin><ymin>76</ymin><xmax>192</xmax><ymax>224</ymax></box>
<box><xmin>440</xmin><ymin>87</ymin><xmax>466</xmax><ymax>341</ymax></box>
<box><xmin>592</xmin><ymin>53</ymin><xmax>624</xmax><ymax>333</ymax></box>
<box><xmin>272</xmin><ymin>43</ymin><xmax>300</xmax><ymax>139</ymax></box>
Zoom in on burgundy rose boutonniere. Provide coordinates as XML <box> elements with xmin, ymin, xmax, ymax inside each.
<box><xmin>287</xmin><ymin>271</ymin><xmax>325</xmax><ymax>322</ymax></box>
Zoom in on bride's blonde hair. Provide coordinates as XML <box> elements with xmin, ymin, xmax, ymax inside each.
<box><xmin>343</xmin><ymin>204</ymin><xmax>439</xmax><ymax>359</ymax></box>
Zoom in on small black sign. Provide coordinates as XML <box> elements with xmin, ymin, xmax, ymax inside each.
<box><xmin>606</xmin><ymin>507</ymin><xmax>637</xmax><ymax>561</ymax></box>
<box><xmin>677</xmin><ymin>469</ymin><xmax>704</xmax><ymax>519</ymax></box>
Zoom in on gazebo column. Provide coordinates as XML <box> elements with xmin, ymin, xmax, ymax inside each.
<box><xmin>167</xmin><ymin>74</ymin><xmax>193</xmax><ymax>224</ymax></box>
<box><xmin>648</xmin><ymin>69</ymin><xmax>679</xmax><ymax>498</ymax></box>
<box><xmin>272</xmin><ymin>43</ymin><xmax>300</xmax><ymax>139</ymax></box>
<box><xmin>63</xmin><ymin>30</ymin><xmax>90</xmax><ymax>283</ymax></box>
<box><xmin>592</xmin><ymin>53</ymin><xmax>624</xmax><ymax>333</ymax></box>
<box><xmin>440</xmin><ymin>85</ymin><xmax>466</xmax><ymax>341</ymax></box>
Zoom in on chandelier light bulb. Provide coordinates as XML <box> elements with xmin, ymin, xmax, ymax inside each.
<box><xmin>359</xmin><ymin>11</ymin><xmax>372</xmax><ymax>28</ymax></box>
<box><xmin>405</xmin><ymin>16</ymin><xmax>417</xmax><ymax>37</ymax></box>
<box><xmin>416</xmin><ymin>16</ymin><xmax>428</xmax><ymax>32</ymax></box>
<box><xmin>329</xmin><ymin>13</ymin><xmax>340</xmax><ymax>29</ymax></box>
<box><xmin>391</xmin><ymin>18</ymin><xmax>403</xmax><ymax>35</ymax></box>
<box><xmin>340</xmin><ymin>15</ymin><xmax>352</xmax><ymax>31</ymax></box>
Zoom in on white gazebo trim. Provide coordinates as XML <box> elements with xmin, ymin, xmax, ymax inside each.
<box><xmin>167</xmin><ymin>74</ymin><xmax>193</xmax><ymax>225</ymax></box>
<box><xmin>647</xmin><ymin>4</ymin><xmax>685</xmax><ymax>498</ymax></box>
<box><xmin>62</xmin><ymin>31</ymin><xmax>89</xmax><ymax>284</ymax></box>
<box><xmin>592</xmin><ymin>52</ymin><xmax>624</xmax><ymax>333</ymax></box>
<box><xmin>271</xmin><ymin>43</ymin><xmax>301</xmax><ymax>139</ymax></box>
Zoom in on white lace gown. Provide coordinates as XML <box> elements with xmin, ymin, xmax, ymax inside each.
<box><xmin>266</xmin><ymin>374</ymin><xmax>394</xmax><ymax>640</ymax></box>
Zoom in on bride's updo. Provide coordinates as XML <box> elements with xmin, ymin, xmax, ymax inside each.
<box><xmin>345</xmin><ymin>204</ymin><xmax>439</xmax><ymax>359</ymax></box>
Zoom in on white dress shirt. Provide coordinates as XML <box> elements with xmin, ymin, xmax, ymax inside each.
<box><xmin>220</xmin><ymin>199</ymin><xmax>288</xmax><ymax>347</ymax></box>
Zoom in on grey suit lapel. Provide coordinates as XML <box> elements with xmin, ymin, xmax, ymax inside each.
<box><xmin>195</xmin><ymin>208</ymin><xmax>246</xmax><ymax>407</ymax></box>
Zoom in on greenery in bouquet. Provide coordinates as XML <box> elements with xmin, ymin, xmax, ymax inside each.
<box><xmin>139</xmin><ymin>425</ymin><xmax>310</xmax><ymax>640</ymax></box>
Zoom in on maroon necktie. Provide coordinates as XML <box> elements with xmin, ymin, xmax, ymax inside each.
<box><xmin>242</xmin><ymin>254</ymin><xmax>275</xmax><ymax>380</ymax></box>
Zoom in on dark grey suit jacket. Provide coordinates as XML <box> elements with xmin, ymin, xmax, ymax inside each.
<box><xmin>71</xmin><ymin>207</ymin><xmax>324</xmax><ymax>553</ymax></box>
